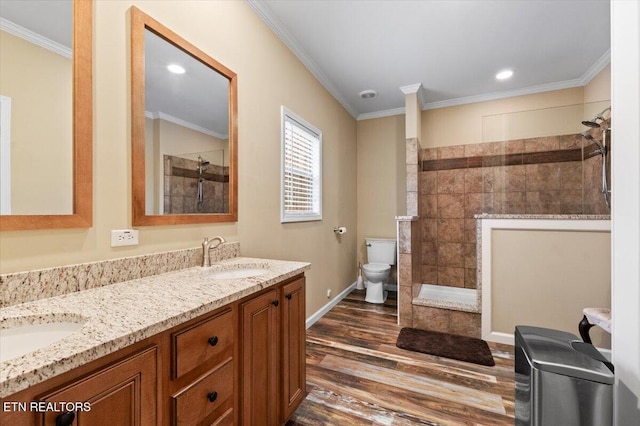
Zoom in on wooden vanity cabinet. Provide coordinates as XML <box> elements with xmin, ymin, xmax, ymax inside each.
<box><xmin>240</xmin><ymin>275</ymin><xmax>306</xmax><ymax>426</ymax></box>
<box><xmin>0</xmin><ymin>339</ymin><xmax>161</xmax><ymax>426</ymax></box>
<box><xmin>39</xmin><ymin>346</ymin><xmax>158</xmax><ymax>426</ymax></box>
<box><xmin>0</xmin><ymin>273</ymin><xmax>306</xmax><ymax>426</ymax></box>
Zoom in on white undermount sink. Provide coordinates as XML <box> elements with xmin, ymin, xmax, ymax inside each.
<box><xmin>0</xmin><ymin>320</ymin><xmax>87</xmax><ymax>363</ymax></box>
<box><xmin>205</xmin><ymin>267</ymin><xmax>269</xmax><ymax>280</ymax></box>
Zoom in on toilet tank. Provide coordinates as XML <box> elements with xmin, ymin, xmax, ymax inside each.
<box><xmin>365</xmin><ymin>238</ymin><xmax>397</xmax><ymax>265</ymax></box>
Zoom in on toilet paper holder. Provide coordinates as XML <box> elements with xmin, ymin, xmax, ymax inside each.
<box><xmin>333</xmin><ymin>226</ymin><xmax>347</xmax><ymax>234</ymax></box>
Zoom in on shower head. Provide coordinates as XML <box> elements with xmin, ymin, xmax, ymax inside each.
<box><xmin>581</xmin><ymin>130</ymin><xmax>604</xmax><ymax>151</ymax></box>
<box><xmin>197</xmin><ymin>156</ymin><xmax>210</xmax><ymax>167</ymax></box>
<box><xmin>581</xmin><ymin>120</ymin><xmax>601</xmax><ymax>128</ymax></box>
<box><xmin>581</xmin><ymin>106</ymin><xmax>611</xmax><ymax>129</ymax></box>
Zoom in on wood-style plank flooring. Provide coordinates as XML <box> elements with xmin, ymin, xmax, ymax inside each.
<box><xmin>287</xmin><ymin>290</ymin><xmax>515</xmax><ymax>425</ymax></box>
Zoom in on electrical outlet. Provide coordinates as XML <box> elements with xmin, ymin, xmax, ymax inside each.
<box><xmin>327</xmin><ymin>289</ymin><xmax>332</xmax><ymax>298</ymax></box>
<box><xmin>111</xmin><ymin>229</ymin><xmax>139</xmax><ymax>247</ymax></box>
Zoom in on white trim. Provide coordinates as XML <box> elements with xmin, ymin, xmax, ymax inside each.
<box><xmin>357</xmin><ymin>107</ymin><xmax>406</xmax><ymax>121</ymax></box>
<box><xmin>486</xmin><ymin>331</ymin><xmax>515</xmax><ymax>345</ymax></box>
<box><xmin>0</xmin><ymin>18</ymin><xmax>71</xmax><ymax>59</ymax></box>
<box><xmin>579</xmin><ymin>49</ymin><xmax>611</xmax><ymax>86</ymax></box>
<box><xmin>145</xmin><ymin>111</ymin><xmax>228</xmax><ymax>140</ymax></box>
<box><xmin>399</xmin><ymin>83</ymin><xmax>422</xmax><ymax>95</ymax></box>
<box><xmin>423</xmin><ymin>78</ymin><xmax>586</xmax><ymax>110</ymax></box>
<box><xmin>480</xmin><ymin>219</ymin><xmax>611</xmax><ymax>345</ymax></box>
<box><xmin>0</xmin><ymin>95</ymin><xmax>11</xmax><ymax>215</ymax></box>
<box><xmin>306</xmin><ymin>282</ymin><xmax>356</xmax><ymax>329</ymax></box>
<box><xmin>611</xmin><ymin>1</ymin><xmax>640</xmax><ymax>423</ymax></box>
<box><xmin>280</xmin><ymin>106</ymin><xmax>323</xmax><ymax>223</ymax></box>
<box><xmin>246</xmin><ymin>0</ymin><xmax>358</xmax><ymax>119</ymax></box>
<box><xmin>399</xmin><ymin>83</ymin><xmax>425</xmax><ymax>107</ymax></box>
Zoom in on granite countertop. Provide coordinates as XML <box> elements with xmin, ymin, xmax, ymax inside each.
<box><xmin>0</xmin><ymin>257</ymin><xmax>310</xmax><ymax>398</ymax></box>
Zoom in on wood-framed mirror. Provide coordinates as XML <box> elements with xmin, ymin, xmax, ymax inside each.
<box><xmin>0</xmin><ymin>0</ymin><xmax>92</xmax><ymax>231</ymax></box>
<box><xmin>130</xmin><ymin>7</ymin><xmax>238</xmax><ymax>226</ymax></box>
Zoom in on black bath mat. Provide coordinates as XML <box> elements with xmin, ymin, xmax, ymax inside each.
<box><xmin>396</xmin><ymin>327</ymin><xmax>495</xmax><ymax>366</ymax></box>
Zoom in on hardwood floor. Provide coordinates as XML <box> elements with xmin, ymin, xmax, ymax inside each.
<box><xmin>288</xmin><ymin>290</ymin><xmax>515</xmax><ymax>425</ymax></box>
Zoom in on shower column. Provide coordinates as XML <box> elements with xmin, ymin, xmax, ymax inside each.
<box><xmin>396</xmin><ymin>84</ymin><xmax>424</xmax><ymax>327</ymax></box>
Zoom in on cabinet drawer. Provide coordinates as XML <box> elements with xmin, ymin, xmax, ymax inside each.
<box><xmin>172</xmin><ymin>309</ymin><xmax>233</xmax><ymax>379</ymax></box>
<box><xmin>172</xmin><ymin>360</ymin><xmax>233</xmax><ymax>426</ymax></box>
<box><xmin>209</xmin><ymin>408</ymin><xmax>233</xmax><ymax>426</ymax></box>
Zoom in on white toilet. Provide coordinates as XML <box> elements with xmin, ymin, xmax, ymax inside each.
<box><xmin>362</xmin><ymin>238</ymin><xmax>397</xmax><ymax>304</ymax></box>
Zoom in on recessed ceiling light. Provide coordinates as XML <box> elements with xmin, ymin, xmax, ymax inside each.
<box><xmin>167</xmin><ymin>64</ymin><xmax>186</xmax><ymax>74</ymax></box>
<box><xmin>359</xmin><ymin>89</ymin><xmax>377</xmax><ymax>99</ymax></box>
<box><xmin>496</xmin><ymin>69</ymin><xmax>514</xmax><ymax>80</ymax></box>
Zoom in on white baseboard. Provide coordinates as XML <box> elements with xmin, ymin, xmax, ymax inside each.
<box><xmin>484</xmin><ymin>331</ymin><xmax>614</xmax><ymax>360</ymax></box>
<box><xmin>306</xmin><ymin>282</ymin><xmax>356</xmax><ymax>329</ymax></box>
<box><xmin>484</xmin><ymin>331</ymin><xmax>515</xmax><ymax>345</ymax></box>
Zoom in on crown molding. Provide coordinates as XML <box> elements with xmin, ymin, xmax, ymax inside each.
<box><xmin>423</xmin><ymin>78</ymin><xmax>588</xmax><ymax>110</ymax></box>
<box><xmin>399</xmin><ymin>83</ymin><xmax>422</xmax><ymax>95</ymax></box>
<box><xmin>0</xmin><ymin>18</ymin><xmax>71</xmax><ymax>59</ymax></box>
<box><xmin>246</xmin><ymin>0</ymin><xmax>359</xmax><ymax>119</ymax></box>
<box><xmin>399</xmin><ymin>83</ymin><xmax>425</xmax><ymax>108</ymax></box>
<box><xmin>146</xmin><ymin>111</ymin><xmax>228</xmax><ymax>140</ymax></box>
<box><xmin>579</xmin><ymin>49</ymin><xmax>611</xmax><ymax>85</ymax></box>
<box><xmin>357</xmin><ymin>107</ymin><xmax>405</xmax><ymax>121</ymax></box>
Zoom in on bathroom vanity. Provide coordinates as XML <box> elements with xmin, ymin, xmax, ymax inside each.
<box><xmin>0</xmin><ymin>256</ymin><xmax>309</xmax><ymax>425</ymax></box>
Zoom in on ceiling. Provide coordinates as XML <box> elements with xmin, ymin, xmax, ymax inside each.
<box><xmin>1</xmin><ymin>1</ymin><xmax>611</xmax><ymax>128</ymax></box>
<box><xmin>0</xmin><ymin>0</ymin><xmax>71</xmax><ymax>48</ymax></box>
<box><xmin>247</xmin><ymin>0</ymin><xmax>611</xmax><ymax>120</ymax></box>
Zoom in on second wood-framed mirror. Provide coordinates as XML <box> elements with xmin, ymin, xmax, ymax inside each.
<box><xmin>130</xmin><ymin>7</ymin><xmax>238</xmax><ymax>226</ymax></box>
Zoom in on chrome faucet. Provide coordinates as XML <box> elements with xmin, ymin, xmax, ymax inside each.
<box><xmin>202</xmin><ymin>236</ymin><xmax>226</xmax><ymax>267</ymax></box>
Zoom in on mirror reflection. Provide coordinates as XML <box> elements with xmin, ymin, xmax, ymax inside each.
<box><xmin>0</xmin><ymin>0</ymin><xmax>73</xmax><ymax>215</ymax></box>
<box><xmin>143</xmin><ymin>29</ymin><xmax>230</xmax><ymax>215</ymax></box>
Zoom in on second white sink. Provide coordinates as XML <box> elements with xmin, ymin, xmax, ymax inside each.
<box><xmin>1</xmin><ymin>320</ymin><xmax>87</xmax><ymax>363</ymax></box>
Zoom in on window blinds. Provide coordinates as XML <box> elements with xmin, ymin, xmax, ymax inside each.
<box><xmin>282</xmin><ymin>110</ymin><xmax>321</xmax><ymax>222</ymax></box>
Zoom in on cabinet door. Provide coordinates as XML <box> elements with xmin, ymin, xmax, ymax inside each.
<box><xmin>39</xmin><ymin>346</ymin><xmax>157</xmax><ymax>426</ymax></box>
<box><xmin>281</xmin><ymin>277</ymin><xmax>306</xmax><ymax>422</ymax></box>
<box><xmin>241</xmin><ymin>289</ymin><xmax>279</xmax><ymax>426</ymax></box>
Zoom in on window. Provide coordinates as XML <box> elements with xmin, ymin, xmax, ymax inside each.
<box><xmin>281</xmin><ymin>107</ymin><xmax>322</xmax><ymax>223</ymax></box>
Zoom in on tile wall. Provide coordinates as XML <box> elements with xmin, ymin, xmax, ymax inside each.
<box><xmin>419</xmin><ymin>133</ymin><xmax>610</xmax><ymax>289</ymax></box>
<box><xmin>164</xmin><ymin>155</ymin><xmax>229</xmax><ymax>214</ymax></box>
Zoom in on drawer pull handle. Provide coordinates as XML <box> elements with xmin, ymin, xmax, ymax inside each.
<box><xmin>208</xmin><ymin>336</ymin><xmax>219</xmax><ymax>346</ymax></box>
<box><xmin>286</xmin><ymin>293</ymin><xmax>292</xmax><ymax>300</ymax></box>
<box><xmin>207</xmin><ymin>391</ymin><xmax>218</xmax><ymax>403</ymax></box>
<box><xmin>271</xmin><ymin>300</ymin><xmax>279</xmax><ymax>307</ymax></box>
<box><xmin>55</xmin><ymin>411</ymin><xmax>75</xmax><ymax>426</ymax></box>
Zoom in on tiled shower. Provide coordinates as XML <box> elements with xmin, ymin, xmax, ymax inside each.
<box><xmin>418</xmin><ymin>132</ymin><xmax>610</xmax><ymax>290</ymax></box>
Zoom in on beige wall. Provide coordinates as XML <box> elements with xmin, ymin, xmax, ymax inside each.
<box><xmin>356</xmin><ymin>115</ymin><xmax>405</xmax><ymax>266</ymax></box>
<box><xmin>491</xmin><ymin>229</ymin><xmax>611</xmax><ymax>348</ymax></box>
<box><xmin>0</xmin><ymin>1</ymin><xmax>357</xmax><ymax>320</ymax></box>
<box><xmin>421</xmin><ymin>88</ymin><xmax>585</xmax><ymax>148</ymax></box>
<box><xmin>585</xmin><ymin>64</ymin><xmax>611</xmax><ymax>103</ymax></box>
<box><xmin>0</xmin><ymin>31</ymin><xmax>72</xmax><ymax>214</ymax></box>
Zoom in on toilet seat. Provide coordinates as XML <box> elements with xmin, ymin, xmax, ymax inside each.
<box><xmin>362</xmin><ymin>262</ymin><xmax>390</xmax><ymax>273</ymax></box>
